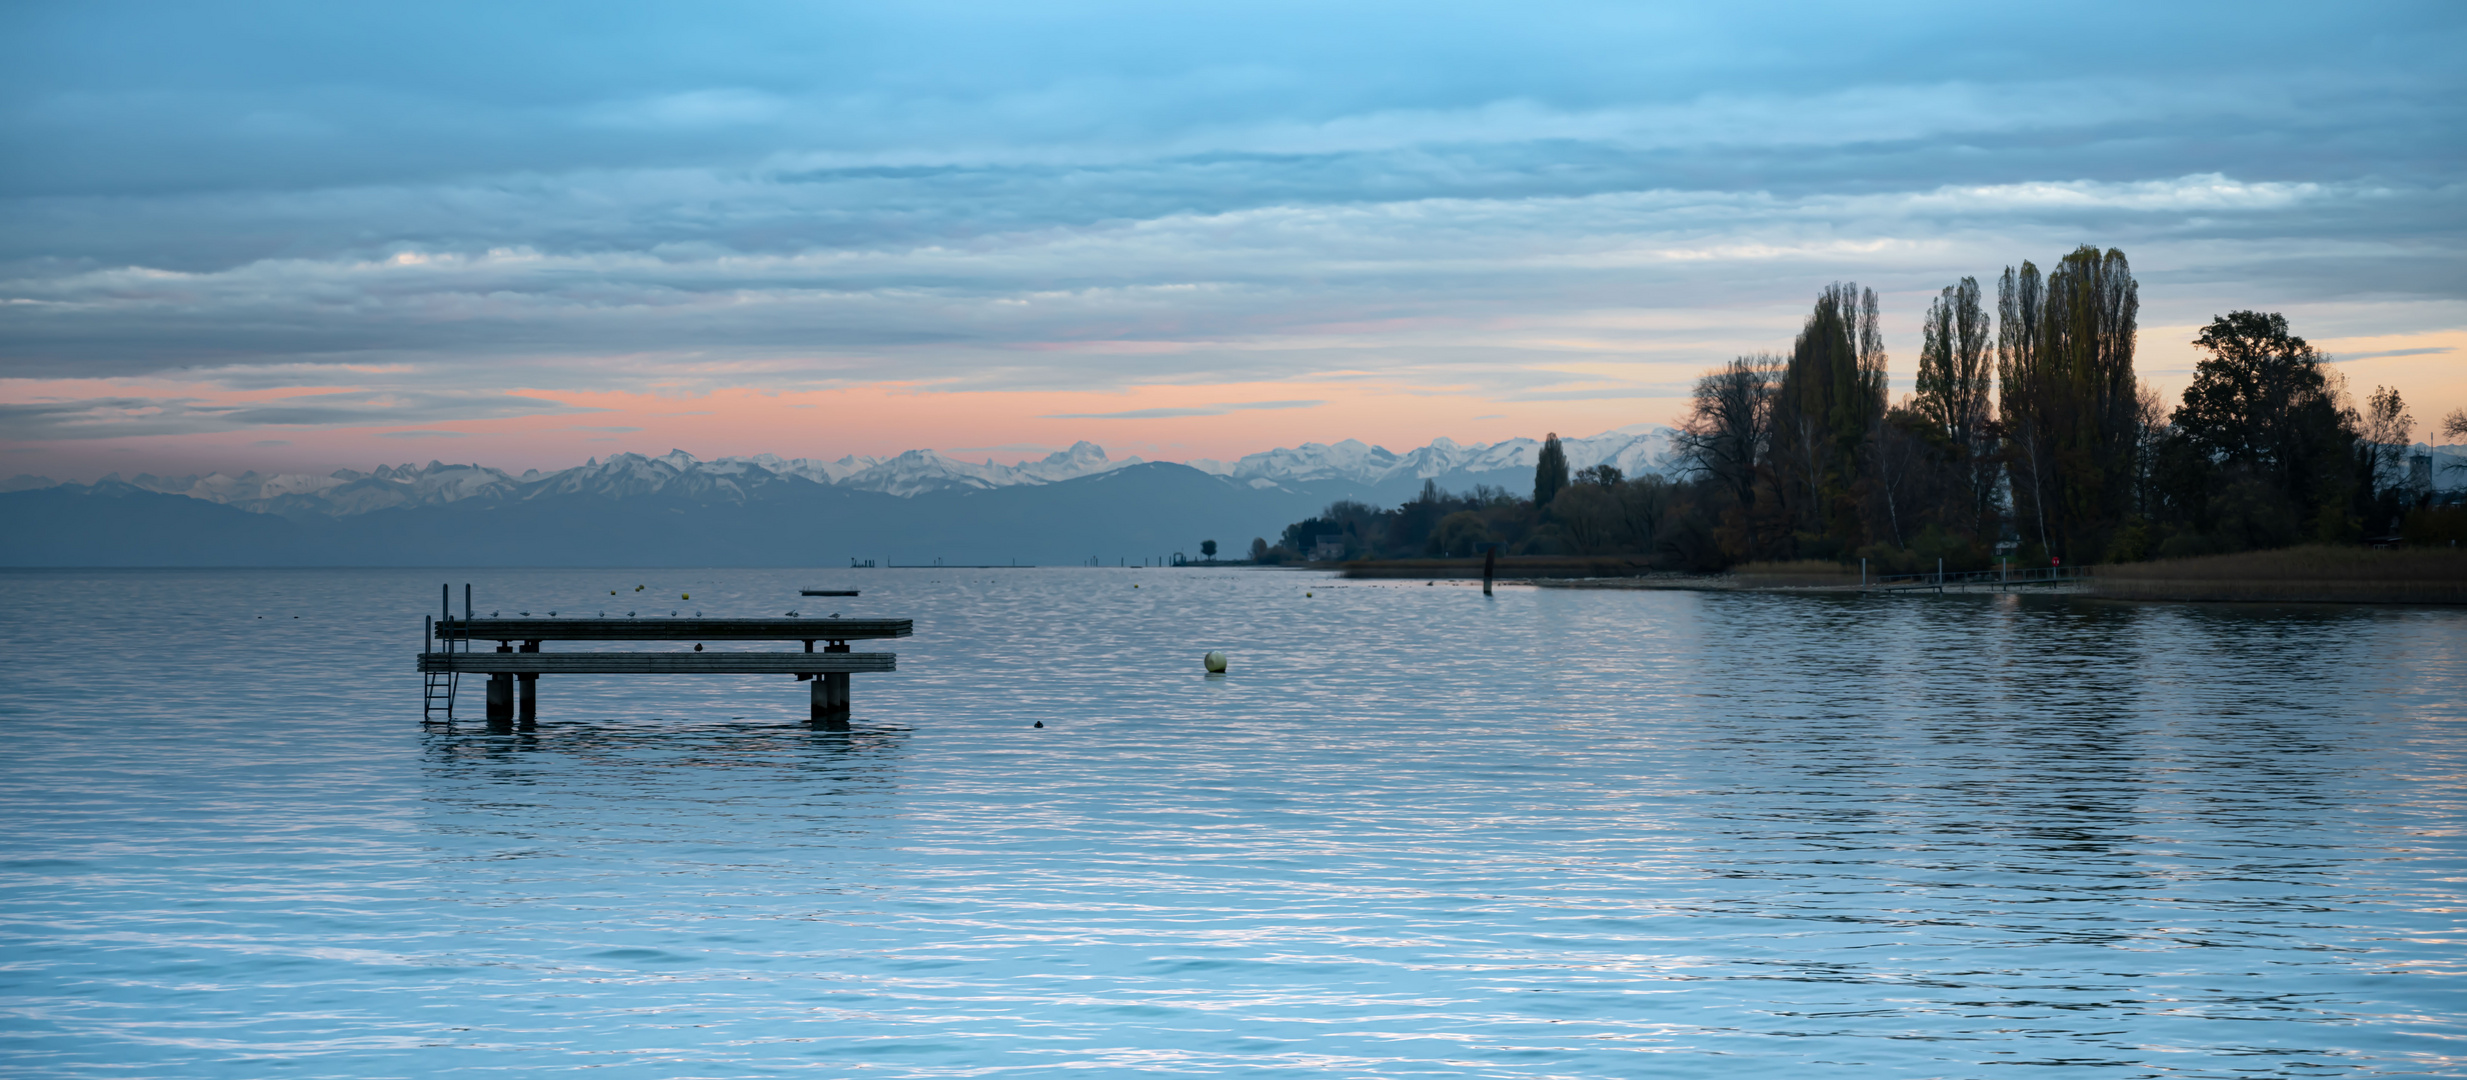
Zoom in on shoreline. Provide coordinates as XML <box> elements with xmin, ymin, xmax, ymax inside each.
<box><xmin>1346</xmin><ymin>546</ymin><xmax>2466</xmax><ymax>605</ymax></box>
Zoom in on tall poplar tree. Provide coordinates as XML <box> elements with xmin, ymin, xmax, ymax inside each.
<box><xmin>1997</xmin><ymin>261</ymin><xmax>2051</xmax><ymax>552</ymax></box>
<box><xmin>1533</xmin><ymin>432</ymin><xmax>1569</xmax><ymax>509</ymax></box>
<box><xmin>1999</xmin><ymin>247</ymin><xmax>2140</xmax><ymax>560</ymax></box>
<box><xmin>1771</xmin><ymin>283</ymin><xmax>1885</xmax><ymax>548</ymax></box>
<box><xmin>1915</xmin><ymin>276</ymin><xmax>1995</xmax><ymax>533</ymax></box>
<box><xmin>2039</xmin><ymin>245</ymin><xmax>2142</xmax><ymax>553</ymax></box>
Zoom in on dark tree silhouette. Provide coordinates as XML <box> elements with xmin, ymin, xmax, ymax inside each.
<box><xmin>1914</xmin><ymin>276</ymin><xmax>1996</xmax><ymax>531</ymax></box>
<box><xmin>1533</xmin><ymin>433</ymin><xmax>1569</xmax><ymax>509</ymax></box>
<box><xmin>2362</xmin><ymin>385</ymin><xmax>2413</xmax><ymax>496</ymax></box>
<box><xmin>1997</xmin><ymin>260</ymin><xmax>2051</xmax><ymax>552</ymax></box>
<box><xmin>1674</xmin><ymin>355</ymin><xmax>1772</xmax><ymax>515</ymax></box>
<box><xmin>2174</xmin><ymin>310</ymin><xmax>2356</xmax><ymax>521</ymax></box>
<box><xmin>1200</xmin><ymin>539</ymin><xmax>1217</xmax><ymax>561</ymax></box>
<box><xmin>1771</xmin><ymin>282</ymin><xmax>1885</xmax><ymax>548</ymax></box>
<box><xmin>2000</xmin><ymin>247</ymin><xmax>2141</xmax><ymax>560</ymax></box>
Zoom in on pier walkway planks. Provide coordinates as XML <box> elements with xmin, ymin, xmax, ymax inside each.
<box><xmin>417</xmin><ymin>652</ymin><xmax>894</xmax><ymax>675</ymax></box>
<box><xmin>437</xmin><ymin>617</ymin><xmax>909</xmax><ymax>642</ymax></box>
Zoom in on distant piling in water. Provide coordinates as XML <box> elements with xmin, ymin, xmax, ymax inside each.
<box><xmin>1483</xmin><ymin>547</ymin><xmax>1495</xmax><ymax>596</ymax></box>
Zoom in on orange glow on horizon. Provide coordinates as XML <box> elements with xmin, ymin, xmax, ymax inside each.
<box><xmin>5</xmin><ymin>325</ymin><xmax>2461</xmax><ymax>482</ymax></box>
<box><xmin>0</xmin><ymin>378</ymin><xmax>1695</xmax><ymax>480</ymax></box>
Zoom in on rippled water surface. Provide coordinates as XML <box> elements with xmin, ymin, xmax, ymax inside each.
<box><xmin>2</xmin><ymin>567</ymin><xmax>2463</xmax><ymax>1078</ymax></box>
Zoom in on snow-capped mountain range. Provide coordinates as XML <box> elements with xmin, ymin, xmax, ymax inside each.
<box><xmin>4</xmin><ymin>426</ymin><xmax>1686</xmax><ymax>517</ymax></box>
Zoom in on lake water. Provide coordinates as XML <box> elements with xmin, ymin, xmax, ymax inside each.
<box><xmin>1</xmin><ymin>567</ymin><xmax>2461</xmax><ymax>1078</ymax></box>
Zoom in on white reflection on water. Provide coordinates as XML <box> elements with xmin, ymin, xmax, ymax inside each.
<box><xmin>0</xmin><ymin>567</ymin><xmax>2461</xmax><ymax>1077</ymax></box>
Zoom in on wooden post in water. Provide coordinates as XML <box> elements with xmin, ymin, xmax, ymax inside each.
<box><xmin>486</xmin><ymin>642</ymin><xmax>515</xmax><ymax>723</ymax></box>
<box><xmin>1482</xmin><ymin>547</ymin><xmax>1496</xmax><ymax>596</ymax></box>
<box><xmin>812</xmin><ymin>673</ymin><xmax>850</xmax><ymax>729</ymax></box>
<box><xmin>812</xmin><ymin>641</ymin><xmax>853</xmax><ymax>728</ymax></box>
<box><xmin>517</xmin><ymin>641</ymin><xmax>539</xmax><ymax>724</ymax></box>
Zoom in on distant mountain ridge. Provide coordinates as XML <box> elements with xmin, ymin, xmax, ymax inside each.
<box><xmin>4</xmin><ymin>426</ymin><xmax>1685</xmax><ymax>518</ymax></box>
<box><xmin>10</xmin><ymin>427</ymin><xmax>2464</xmax><ymax>568</ymax></box>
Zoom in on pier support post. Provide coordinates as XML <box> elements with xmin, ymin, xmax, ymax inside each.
<box><xmin>810</xmin><ymin>674</ymin><xmax>849</xmax><ymax>730</ymax></box>
<box><xmin>486</xmin><ymin>643</ymin><xmax>515</xmax><ymax>724</ymax></box>
<box><xmin>1482</xmin><ymin>547</ymin><xmax>1495</xmax><ymax>596</ymax></box>
<box><xmin>486</xmin><ymin>675</ymin><xmax>513</xmax><ymax>722</ymax></box>
<box><xmin>811</xmin><ymin>641</ymin><xmax>853</xmax><ymax>729</ymax></box>
<box><xmin>517</xmin><ymin>641</ymin><xmax>538</xmax><ymax>727</ymax></box>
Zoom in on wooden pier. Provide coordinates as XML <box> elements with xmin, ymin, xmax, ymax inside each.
<box><xmin>419</xmin><ymin>610</ymin><xmax>910</xmax><ymax>730</ymax></box>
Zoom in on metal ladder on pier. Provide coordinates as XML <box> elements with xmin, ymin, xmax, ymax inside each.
<box><xmin>422</xmin><ymin>585</ymin><xmax>466</xmax><ymax>723</ymax></box>
<box><xmin>422</xmin><ymin>632</ymin><xmax>459</xmax><ymax>722</ymax></box>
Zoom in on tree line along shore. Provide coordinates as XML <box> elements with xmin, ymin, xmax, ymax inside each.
<box><xmin>1244</xmin><ymin>245</ymin><xmax>2465</xmax><ymax>602</ymax></box>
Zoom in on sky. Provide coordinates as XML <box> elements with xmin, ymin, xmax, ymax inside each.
<box><xmin>3</xmin><ymin>0</ymin><xmax>2462</xmax><ymax>480</ymax></box>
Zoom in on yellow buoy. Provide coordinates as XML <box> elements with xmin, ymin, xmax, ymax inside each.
<box><xmin>1204</xmin><ymin>650</ymin><xmax>1227</xmax><ymax>673</ymax></box>
<box><xmin>682</xmin><ymin>593</ymin><xmax>690</xmax><ymax>599</ymax></box>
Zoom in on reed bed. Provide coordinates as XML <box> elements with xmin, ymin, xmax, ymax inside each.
<box><xmin>2091</xmin><ymin>545</ymin><xmax>2467</xmax><ymax>604</ymax></box>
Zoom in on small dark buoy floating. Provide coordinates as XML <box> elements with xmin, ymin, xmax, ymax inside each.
<box><xmin>1034</xmin><ymin>721</ymin><xmax>1044</xmax><ymax>728</ymax></box>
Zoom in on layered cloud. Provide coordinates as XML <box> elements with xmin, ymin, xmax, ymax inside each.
<box><xmin>2</xmin><ymin>1</ymin><xmax>2462</xmax><ymax>473</ymax></box>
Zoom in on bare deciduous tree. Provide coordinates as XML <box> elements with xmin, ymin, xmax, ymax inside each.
<box><xmin>2362</xmin><ymin>385</ymin><xmax>2413</xmax><ymax>495</ymax></box>
<box><xmin>1673</xmin><ymin>355</ymin><xmax>1774</xmax><ymax>512</ymax></box>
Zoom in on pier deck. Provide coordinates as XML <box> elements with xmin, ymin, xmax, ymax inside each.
<box><xmin>418</xmin><ymin>652</ymin><xmax>895</xmax><ymax>675</ymax></box>
<box><xmin>438</xmin><ymin>617</ymin><xmax>908</xmax><ymax>643</ymax></box>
